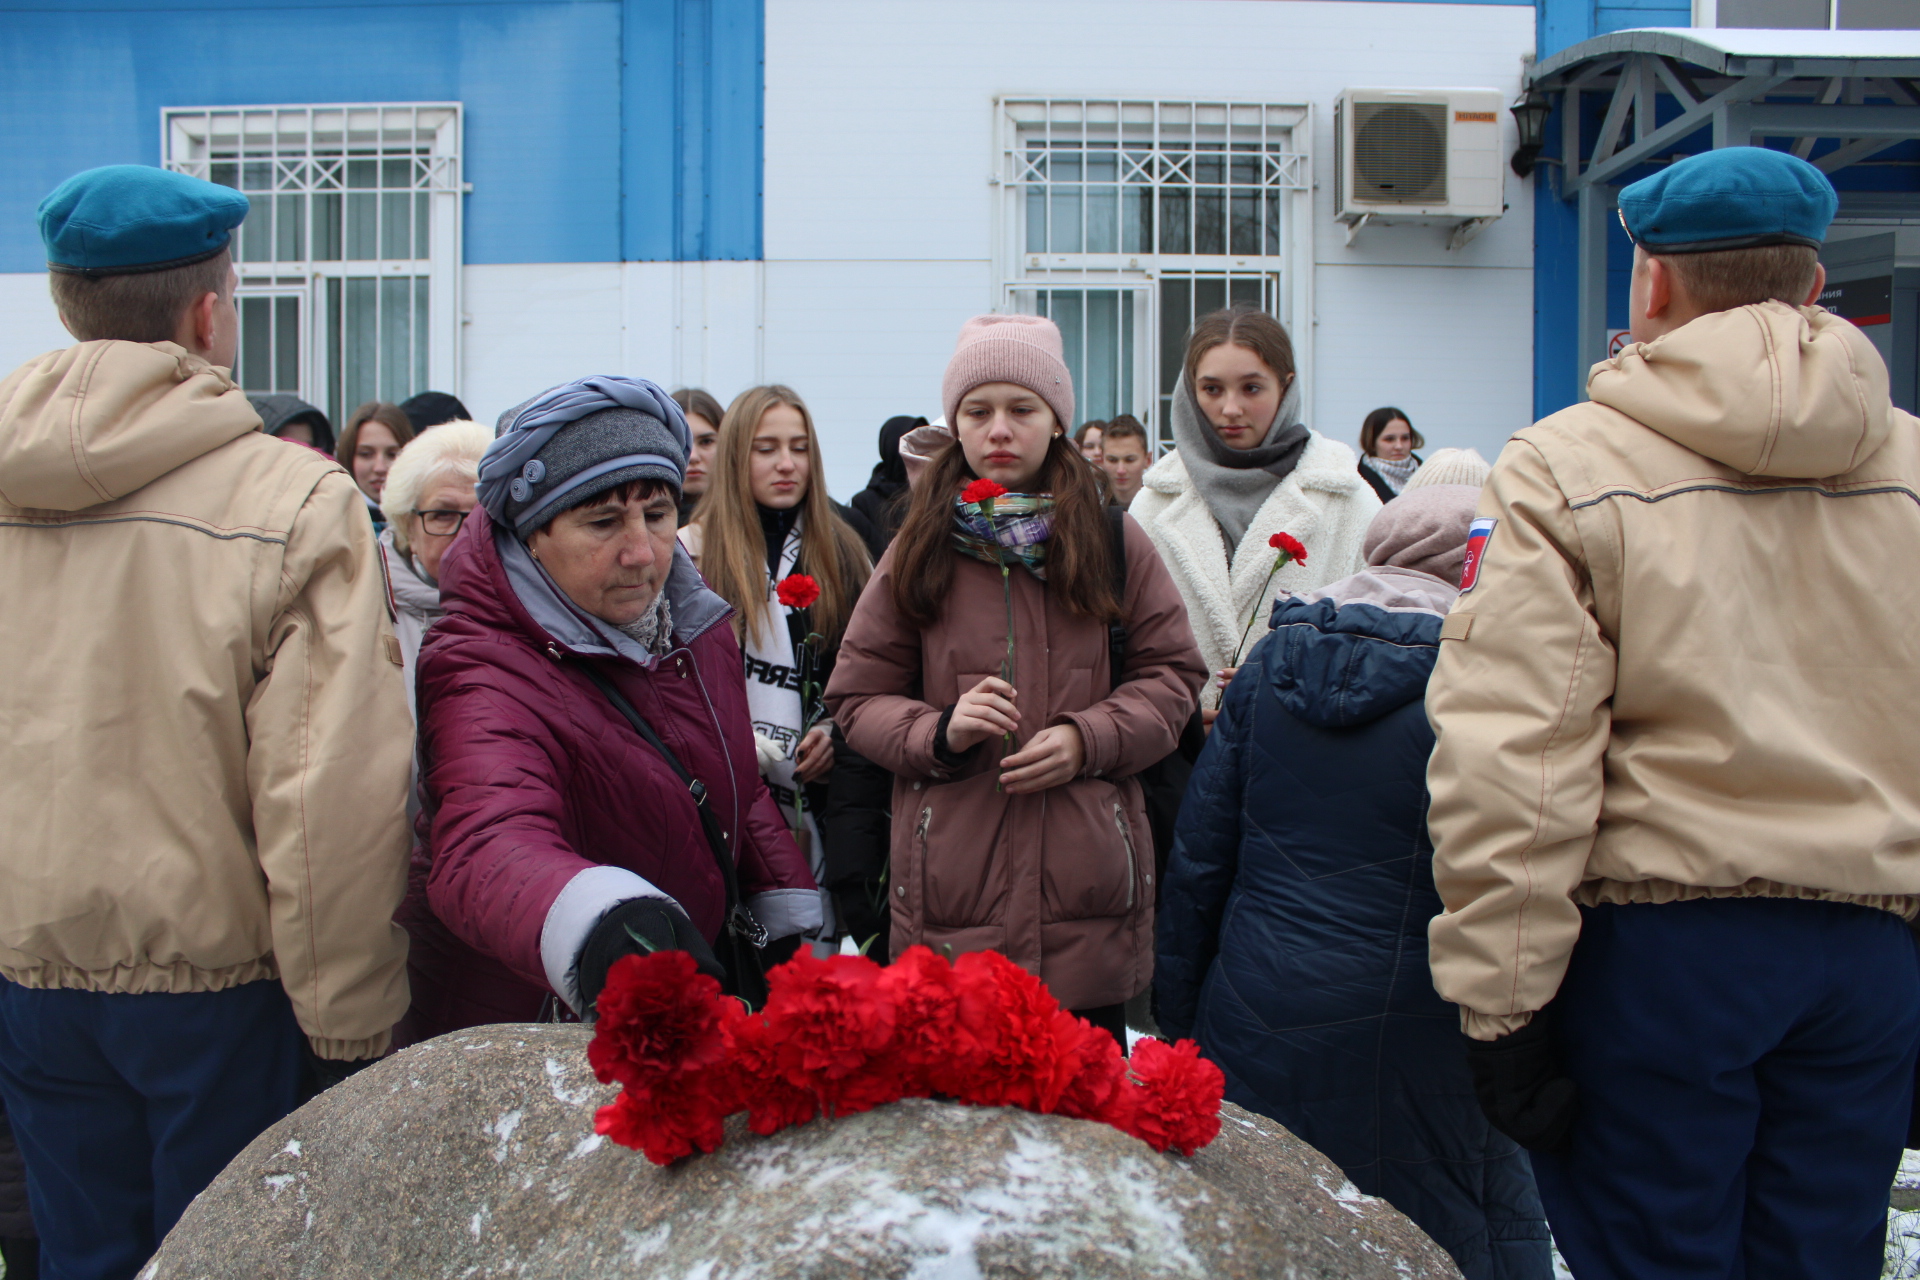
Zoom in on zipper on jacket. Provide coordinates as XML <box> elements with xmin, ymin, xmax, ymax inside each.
<box><xmin>911</xmin><ymin>806</ymin><xmax>932</xmax><ymax>903</ymax></box>
<box><xmin>1111</xmin><ymin>803</ymin><xmax>1137</xmax><ymax>911</ymax></box>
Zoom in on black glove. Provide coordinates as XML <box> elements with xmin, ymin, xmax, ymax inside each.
<box><xmin>302</xmin><ymin>1048</ymin><xmax>378</xmax><ymax>1102</ymax></box>
<box><xmin>1462</xmin><ymin>1010</ymin><xmax>1579</xmax><ymax>1154</ymax></box>
<box><xmin>576</xmin><ymin>897</ymin><xmax>725</xmax><ymax>1013</ymax></box>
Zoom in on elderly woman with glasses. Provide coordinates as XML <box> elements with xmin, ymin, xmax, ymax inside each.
<box><xmin>378</xmin><ymin>419</ymin><xmax>492</xmax><ymax>711</ymax></box>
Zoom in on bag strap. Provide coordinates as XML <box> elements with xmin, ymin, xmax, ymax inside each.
<box><xmin>1106</xmin><ymin>505</ymin><xmax>1128</xmax><ymax>696</ymax></box>
<box><xmin>575</xmin><ymin>661</ymin><xmax>768</xmax><ymax>949</ymax></box>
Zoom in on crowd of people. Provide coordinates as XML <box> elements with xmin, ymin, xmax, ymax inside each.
<box><xmin>1</xmin><ymin>145</ymin><xmax>1917</xmax><ymax>1280</ymax></box>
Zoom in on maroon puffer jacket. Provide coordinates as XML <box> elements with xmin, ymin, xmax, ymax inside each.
<box><xmin>397</xmin><ymin>506</ymin><xmax>818</xmax><ymax>1039</ymax></box>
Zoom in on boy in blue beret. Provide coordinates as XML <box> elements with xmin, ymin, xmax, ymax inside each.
<box><xmin>1426</xmin><ymin>144</ymin><xmax>1920</xmax><ymax>1278</ymax></box>
<box><xmin>0</xmin><ymin>165</ymin><xmax>413</xmax><ymax>1279</ymax></box>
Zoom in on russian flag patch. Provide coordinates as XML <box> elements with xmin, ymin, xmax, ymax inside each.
<box><xmin>1459</xmin><ymin>518</ymin><xmax>1497</xmax><ymax>592</ymax></box>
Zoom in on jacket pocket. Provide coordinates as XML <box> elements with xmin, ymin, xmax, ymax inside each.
<box><xmin>1040</xmin><ymin>781</ymin><xmax>1136</xmax><ymax>923</ymax></box>
<box><xmin>920</xmin><ymin>785</ymin><xmax>1009</xmax><ymax>929</ymax></box>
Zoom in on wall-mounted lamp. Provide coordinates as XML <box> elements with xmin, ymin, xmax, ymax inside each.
<box><xmin>1510</xmin><ymin>91</ymin><xmax>1553</xmax><ymax>178</ymax></box>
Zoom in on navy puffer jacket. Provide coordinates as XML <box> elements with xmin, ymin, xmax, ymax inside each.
<box><xmin>1156</xmin><ymin>573</ymin><xmax>1551</xmax><ymax>1280</ymax></box>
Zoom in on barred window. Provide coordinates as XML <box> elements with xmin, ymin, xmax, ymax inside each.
<box><xmin>999</xmin><ymin>100</ymin><xmax>1309</xmax><ymax>445</ymax></box>
<box><xmin>163</xmin><ymin>104</ymin><xmax>463</xmax><ymax>426</ymax></box>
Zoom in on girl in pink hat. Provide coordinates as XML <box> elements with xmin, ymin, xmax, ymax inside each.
<box><xmin>825</xmin><ymin>314</ymin><xmax>1206</xmax><ymax>1045</ymax></box>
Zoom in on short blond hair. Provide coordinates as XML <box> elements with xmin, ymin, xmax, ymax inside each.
<box><xmin>1657</xmin><ymin>243</ymin><xmax>1820</xmax><ymax>314</ymax></box>
<box><xmin>382</xmin><ymin>419</ymin><xmax>492</xmax><ymax>554</ymax></box>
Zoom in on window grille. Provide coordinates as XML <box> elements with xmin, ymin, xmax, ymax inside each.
<box><xmin>162</xmin><ymin>104</ymin><xmax>463</xmax><ymax>427</ymax></box>
<box><xmin>998</xmin><ymin>99</ymin><xmax>1310</xmax><ymax>449</ymax></box>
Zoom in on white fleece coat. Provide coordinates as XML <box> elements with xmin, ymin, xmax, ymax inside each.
<box><xmin>1129</xmin><ymin>431</ymin><xmax>1379</xmax><ymax>688</ymax></box>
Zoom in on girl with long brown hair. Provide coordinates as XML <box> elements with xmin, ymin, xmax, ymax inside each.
<box><xmin>682</xmin><ymin>385</ymin><xmax>879</xmax><ymax>951</ymax></box>
<box><xmin>825</xmin><ymin>315</ymin><xmax>1205</xmax><ymax>1046</ymax></box>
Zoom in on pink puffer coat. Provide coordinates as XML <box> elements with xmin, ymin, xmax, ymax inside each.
<box><xmin>397</xmin><ymin>506</ymin><xmax>818</xmax><ymax>1038</ymax></box>
<box><xmin>825</xmin><ymin>514</ymin><xmax>1205</xmax><ymax>1010</ymax></box>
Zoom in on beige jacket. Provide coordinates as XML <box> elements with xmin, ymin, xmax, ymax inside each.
<box><xmin>1426</xmin><ymin>304</ymin><xmax>1920</xmax><ymax>1041</ymax></box>
<box><xmin>0</xmin><ymin>341</ymin><xmax>412</xmax><ymax>1058</ymax></box>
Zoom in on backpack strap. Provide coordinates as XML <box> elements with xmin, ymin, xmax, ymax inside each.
<box><xmin>1106</xmin><ymin>505</ymin><xmax>1128</xmax><ymax>696</ymax></box>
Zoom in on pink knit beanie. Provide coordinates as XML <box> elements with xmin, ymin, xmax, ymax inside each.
<box><xmin>941</xmin><ymin>314</ymin><xmax>1076</xmax><ymax>432</ymax></box>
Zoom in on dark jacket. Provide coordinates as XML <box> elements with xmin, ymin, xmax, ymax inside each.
<box><xmin>846</xmin><ymin>415</ymin><xmax>923</xmax><ymax>557</ymax></box>
<box><xmin>398</xmin><ymin>507</ymin><xmax>819</xmax><ymax>1037</ymax></box>
<box><xmin>1156</xmin><ymin>574</ymin><xmax>1551</xmax><ymax>1280</ymax></box>
<box><xmin>248</xmin><ymin>393</ymin><xmax>335</xmax><ymax>454</ymax></box>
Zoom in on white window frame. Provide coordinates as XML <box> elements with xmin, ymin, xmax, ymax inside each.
<box><xmin>994</xmin><ymin>97</ymin><xmax>1313</xmax><ymax>448</ymax></box>
<box><xmin>161</xmin><ymin>103</ymin><xmax>464</xmax><ymax>421</ymax></box>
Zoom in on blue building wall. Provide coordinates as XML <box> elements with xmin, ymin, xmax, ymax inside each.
<box><xmin>0</xmin><ymin>0</ymin><xmax>762</xmax><ymax>272</ymax></box>
<box><xmin>1532</xmin><ymin>0</ymin><xmax>1690</xmax><ymax>418</ymax></box>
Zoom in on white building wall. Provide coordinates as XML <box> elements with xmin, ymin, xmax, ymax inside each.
<box><xmin>764</xmin><ymin>0</ymin><xmax>1538</xmax><ymax>497</ymax></box>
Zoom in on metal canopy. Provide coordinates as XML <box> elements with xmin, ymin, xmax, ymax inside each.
<box><xmin>1527</xmin><ymin>27</ymin><xmax>1920</xmax><ymax>395</ymax></box>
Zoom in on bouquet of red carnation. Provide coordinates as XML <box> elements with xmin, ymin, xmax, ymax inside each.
<box><xmin>588</xmin><ymin>946</ymin><xmax>1225</xmax><ymax>1165</ymax></box>
<box><xmin>1226</xmin><ymin>531</ymin><xmax>1308</xmax><ymax>670</ymax></box>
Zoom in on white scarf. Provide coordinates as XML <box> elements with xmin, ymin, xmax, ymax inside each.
<box><xmin>741</xmin><ymin>514</ymin><xmax>832</xmax><ymax>939</ymax></box>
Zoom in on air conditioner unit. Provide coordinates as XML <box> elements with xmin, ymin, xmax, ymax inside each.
<box><xmin>1334</xmin><ymin>88</ymin><xmax>1506</xmax><ymax>249</ymax></box>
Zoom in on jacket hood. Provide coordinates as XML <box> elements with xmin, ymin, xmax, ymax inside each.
<box><xmin>1265</xmin><ymin>567</ymin><xmax>1452</xmax><ymax>729</ymax></box>
<box><xmin>0</xmin><ymin>341</ymin><xmax>261</xmax><ymax>512</ymax></box>
<box><xmin>249</xmin><ymin>392</ymin><xmax>335</xmax><ymax>454</ymax></box>
<box><xmin>1588</xmin><ymin>303</ymin><xmax>1890</xmax><ymax>479</ymax></box>
<box><xmin>435</xmin><ymin>505</ymin><xmax>731</xmax><ymax>665</ymax></box>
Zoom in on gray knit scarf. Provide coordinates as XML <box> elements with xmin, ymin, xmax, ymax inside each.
<box><xmin>615</xmin><ymin>593</ymin><xmax>674</xmax><ymax>656</ymax></box>
<box><xmin>1363</xmin><ymin>454</ymin><xmax>1420</xmax><ymax>495</ymax></box>
<box><xmin>1169</xmin><ymin>373</ymin><xmax>1309</xmax><ymax>548</ymax></box>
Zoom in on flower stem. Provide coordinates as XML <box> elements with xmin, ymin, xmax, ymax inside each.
<box><xmin>1228</xmin><ymin>553</ymin><xmax>1291</xmax><ymax>669</ymax></box>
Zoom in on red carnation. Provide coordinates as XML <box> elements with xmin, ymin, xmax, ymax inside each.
<box><xmin>1123</xmin><ymin>1037</ymin><xmax>1225</xmax><ymax>1156</ymax></box>
<box><xmin>776</xmin><ymin>573</ymin><xmax>821</xmax><ymax>610</ymax></box>
<box><xmin>1268</xmin><ymin>531</ymin><xmax>1307</xmax><ymax>562</ymax></box>
<box><xmin>960</xmin><ymin>477</ymin><xmax>1009</xmax><ymax>505</ymax></box>
<box><xmin>944</xmin><ymin>950</ymin><xmax>1084</xmax><ymax>1112</ymax></box>
<box><xmin>593</xmin><ymin>1079</ymin><xmax>731</xmax><ymax>1166</ymax></box>
<box><xmin>587</xmin><ymin>951</ymin><xmax>737</xmax><ymax>1092</ymax></box>
<box><xmin>1054</xmin><ymin>1016</ymin><xmax>1133</xmax><ymax>1126</ymax></box>
<box><xmin>877</xmin><ymin>946</ymin><xmax>975</xmax><ymax>1097</ymax></box>
<box><xmin>727</xmin><ymin>1012</ymin><xmax>822</xmax><ymax>1135</ymax></box>
<box><xmin>758</xmin><ymin>952</ymin><xmax>901</xmax><ymax>1117</ymax></box>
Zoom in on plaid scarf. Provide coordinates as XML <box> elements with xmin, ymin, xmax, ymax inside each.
<box><xmin>952</xmin><ymin>492</ymin><xmax>1055</xmax><ymax>580</ymax></box>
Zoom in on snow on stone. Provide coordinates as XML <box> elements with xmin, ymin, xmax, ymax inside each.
<box><xmin>545</xmin><ymin>1057</ymin><xmax>596</xmax><ymax>1108</ymax></box>
<box><xmin>488</xmin><ymin>1109</ymin><xmax>524</xmax><ymax>1163</ymax></box>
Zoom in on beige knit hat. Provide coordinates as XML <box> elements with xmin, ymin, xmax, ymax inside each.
<box><xmin>1403</xmin><ymin>447</ymin><xmax>1492</xmax><ymax>491</ymax></box>
<box><xmin>941</xmin><ymin>314</ymin><xmax>1076</xmax><ymax>432</ymax></box>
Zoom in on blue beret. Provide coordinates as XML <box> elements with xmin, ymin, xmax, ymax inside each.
<box><xmin>1619</xmin><ymin>147</ymin><xmax>1836</xmax><ymax>255</ymax></box>
<box><xmin>38</xmin><ymin>165</ymin><xmax>250</xmax><ymax>278</ymax></box>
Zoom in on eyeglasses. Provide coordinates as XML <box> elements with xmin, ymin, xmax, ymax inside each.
<box><xmin>417</xmin><ymin>509</ymin><xmax>469</xmax><ymax>537</ymax></box>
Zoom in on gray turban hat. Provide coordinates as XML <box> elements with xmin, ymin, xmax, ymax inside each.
<box><xmin>477</xmin><ymin>376</ymin><xmax>689</xmax><ymax>536</ymax></box>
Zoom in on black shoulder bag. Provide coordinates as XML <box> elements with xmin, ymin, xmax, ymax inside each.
<box><xmin>1105</xmin><ymin>507</ymin><xmax>1207</xmax><ymax>897</ymax></box>
<box><xmin>575</xmin><ymin>662</ymin><xmax>771</xmax><ymax>1009</ymax></box>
